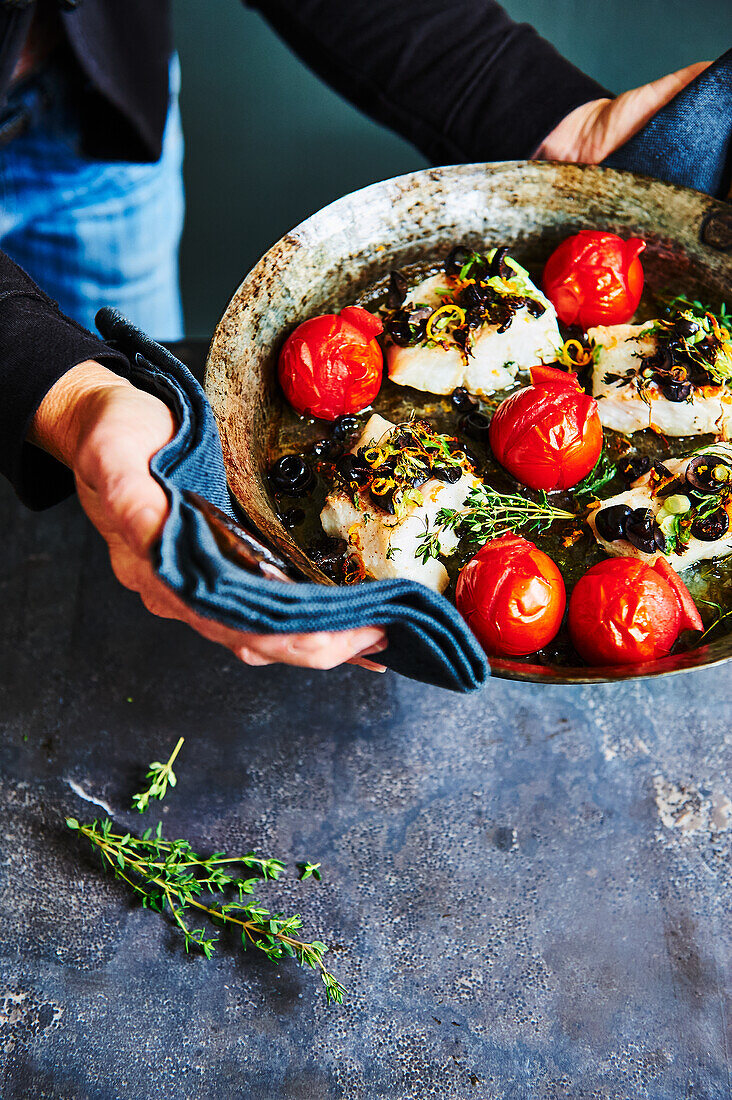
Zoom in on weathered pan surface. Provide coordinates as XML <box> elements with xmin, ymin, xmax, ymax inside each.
<box><xmin>205</xmin><ymin>161</ymin><xmax>732</xmax><ymax>684</ymax></box>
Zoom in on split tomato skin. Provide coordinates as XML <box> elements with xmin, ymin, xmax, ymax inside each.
<box><xmin>456</xmin><ymin>535</ymin><xmax>566</xmax><ymax>658</ymax></box>
<box><xmin>278</xmin><ymin>306</ymin><xmax>383</xmax><ymax>421</ymax></box>
<box><xmin>488</xmin><ymin>370</ymin><xmax>603</xmax><ymax>491</ymax></box>
<box><xmin>543</xmin><ymin>230</ymin><xmax>646</xmax><ymax>328</ymax></box>
<box><xmin>568</xmin><ymin>557</ymin><xmax>701</xmax><ymax>666</ymax></box>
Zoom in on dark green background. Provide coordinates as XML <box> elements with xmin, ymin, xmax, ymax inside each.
<box><xmin>173</xmin><ymin>0</ymin><xmax>728</xmax><ymax>336</ymax></box>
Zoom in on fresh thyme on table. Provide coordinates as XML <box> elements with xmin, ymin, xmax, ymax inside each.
<box><xmin>415</xmin><ymin>484</ymin><xmax>574</xmax><ymax>563</ymax></box>
<box><xmin>66</xmin><ymin>818</ymin><xmax>345</xmax><ymax>1003</ymax></box>
<box><xmin>573</xmin><ymin>450</ymin><xmax>617</xmax><ymax>502</ymax></box>
<box><xmin>131</xmin><ymin>736</ymin><xmax>185</xmax><ymax>812</ymax></box>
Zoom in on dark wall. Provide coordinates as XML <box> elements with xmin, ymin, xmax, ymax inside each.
<box><xmin>173</xmin><ymin>0</ymin><xmax>728</xmax><ymax>336</ymax></box>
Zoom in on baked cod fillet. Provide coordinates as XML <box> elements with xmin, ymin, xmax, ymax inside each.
<box><xmin>384</xmin><ymin>252</ymin><xmax>561</xmax><ymax>398</ymax></box>
<box><xmin>587</xmin><ymin>445</ymin><xmax>732</xmax><ymax>571</ymax></box>
<box><xmin>320</xmin><ymin>414</ymin><xmax>481</xmax><ymax>592</ymax></box>
<box><xmin>590</xmin><ymin>321</ymin><xmax>732</xmax><ymax>437</ymax></box>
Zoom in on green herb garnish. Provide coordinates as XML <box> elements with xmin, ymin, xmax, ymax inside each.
<box><xmin>66</xmin><ymin>817</ymin><xmax>345</xmax><ymax>1003</ymax></box>
<box><xmin>132</xmin><ymin>736</ymin><xmax>184</xmax><ymax>813</ymax></box>
<box><xmin>415</xmin><ymin>485</ymin><xmax>574</xmax><ymax>563</ymax></box>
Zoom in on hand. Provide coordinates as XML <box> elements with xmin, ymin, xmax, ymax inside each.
<box><xmin>535</xmin><ymin>61</ymin><xmax>711</xmax><ymax>163</ymax></box>
<box><xmin>30</xmin><ymin>361</ymin><xmax>388</xmax><ymax>672</ymax></box>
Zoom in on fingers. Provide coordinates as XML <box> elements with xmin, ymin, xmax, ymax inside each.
<box><xmin>235</xmin><ymin>626</ymin><xmax>388</xmax><ymax>669</ymax></box>
<box><xmin>603</xmin><ymin>61</ymin><xmax>713</xmax><ymax>154</ymax></box>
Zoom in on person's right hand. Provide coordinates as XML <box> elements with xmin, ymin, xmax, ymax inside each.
<box><xmin>29</xmin><ymin>361</ymin><xmax>388</xmax><ymax>672</ymax></box>
<box><xmin>535</xmin><ymin>61</ymin><xmax>711</xmax><ymax>164</ymax></box>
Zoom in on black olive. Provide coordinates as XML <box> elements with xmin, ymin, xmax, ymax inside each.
<box><xmin>653</xmin><ymin>461</ymin><xmax>672</xmax><ymax>479</ymax></box>
<box><xmin>595</xmin><ymin>504</ymin><xmax>632</xmax><ymax>542</ymax></box>
<box><xmin>332</xmin><ymin>415</ymin><xmax>361</xmax><ymax>441</ymax></box>
<box><xmin>674</xmin><ymin>317</ymin><xmax>700</xmax><ymax>338</ymax></box>
<box><xmin>269</xmin><ymin>454</ymin><xmax>314</xmax><ymax>496</ymax></box>
<box><xmin>685</xmin><ymin>454</ymin><xmax>732</xmax><ymax>494</ymax></box>
<box><xmin>619</xmin><ymin>455</ymin><xmax>651</xmax><ymax>484</ymax></box>
<box><xmin>310</xmin><ymin>437</ymin><xmax>343</xmax><ymax>461</ymax></box>
<box><xmin>282</xmin><ymin>507</ymin><xmax>305</xmax><ymax>529</ymax></box>
<box><xmin>336</xmin><ymin>453</ymin><xmax>370</xmax><ymax>485</ymax></box>
<box><xmin>406</xmin><ymin>306</ymin><xmax>433</xmax><ymax>326</ymax></box>
<box><xmin>687</xmin><ymin>361</ymin><xmax>713</xmax><ymax>387</ymax></box>
<box><xmin>656</xmin><ymin>476</ymin><xmax>687</xmax><ymax>499</ymax></box>
<box><xmin>691</xmin><ymin>508</ymin><xmax>730</xmax><ymax>541</ymax></box>
<box><xmin>660</xmin><ymin>379</ymin><xmax>693</xmax><ymax>402</ymax></box>
<box><xmin>488</xmin><ymin>246</ymin><xmax>511</xmax><ymax>279</ymax></box>
<box><xmin>384</xmin><ymin>315</ymin><xmax>415</xmax><ymax>346</ymax></box>
<box><xmin>465</xmin><ymin>308</ymin><xmax>485</xmax><ymax>329</ymax></box>
<box><xmin>645</xmin><ymin>346</ymin><xmax>673</xmax><ymax>375</ymax></box>
<box><xmin>461</xmin><ymin>283</ymin><xmax>489</xmax><ymax>309</ymax></box>
<box><xmin>451</xmin><ymin>387</ymin><xmax>478</xmax><ymax>413</ymax></box>
<box><xmin>369</xmin><ymin>486</ymin><xmax>396</xmax><ymax>514</ymax></box>
<box><xmin>654</xmin><ymin>525</ymin><xmax>667</xmax><ymax>553</ymax></box>
<box><xmin>452</xmin><ymin>328</ymin><xmax>470</xmax><ymax>351</ymax></box>
<box><xmin>432</xmin><ymin>464</ymin><xmax>462</xmax><ymax>484</ymax></box>
<box><xmin>444</xmin><ymin>244</ymin><xmax>472</xmax><ymax>277</ymax></box>
<box><xmin>625</xmin><ymin>508</ymin><xmax>661</xmax><ymax>554</ymax></box>
<box><xmin>525</xmin><ymin>299</ymin><xmax>546</xmax><ymax>318</ymax></box>
<box><xmin>386</xmin><ymin>270</ymin><xmax>408</xmax><ymax>310</ymax></box>
<box><xmin>460</xmin><ymin>410</ymin><xmax>492</xmax><ymax>438</ymax></box>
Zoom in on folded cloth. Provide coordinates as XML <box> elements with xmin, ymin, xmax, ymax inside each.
<box><xmin>603</xmin><ymin>49</ymin><xmax>732</xmax><ymax>198</ymax></box>
<box><xmin>95</xmin><ymin>309</ymin><xmax>489</xmax><ymax>693</ymax></box>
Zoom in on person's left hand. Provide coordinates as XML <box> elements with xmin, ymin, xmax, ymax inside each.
<box><xmin>535</xmin><ymin>61</ymin><xmax>711</xmax><ymax>164</ymax></box>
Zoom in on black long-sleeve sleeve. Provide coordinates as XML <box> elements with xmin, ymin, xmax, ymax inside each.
<box><xmin>0</xmin><ymin>252</ymin><xmax>129</xmax><ymax>509</ymax></box>
<box><xmin>246</xmin><ymin>0</ymin><xmax>612</xmax><ymax>163</ymax></box>
<box><xmin>0</xmin><ymin>0</ymin><xmax>610</xmax><ymax>512</ymax></box>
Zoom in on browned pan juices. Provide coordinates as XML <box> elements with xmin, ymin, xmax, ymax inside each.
<box><xmin>271</xmin><ymin>254</ymin><xmax>732</xmax><ymax>669</ymax></box>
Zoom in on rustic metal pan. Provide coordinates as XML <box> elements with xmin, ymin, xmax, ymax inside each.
<box><xmin>204</xmin><ymin>161</ymin><xmax>732</xmax><ymax>684</ymax></box>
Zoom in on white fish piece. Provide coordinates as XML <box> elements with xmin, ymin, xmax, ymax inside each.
<box><xmin>587</xmin><ymin>446</ymin><xmax>732</xmax><ymax>570</ymax></box>
<box><xmin>590</xmin><ymin>322</ymin><xmax>732</xmax><ymax>437</ymax></box>
<box><xmin>320</xmin><ymin>414</ymin><xmax>481</xmax><ymax>592</ymax></box>
<box><xmin>386</xmin><ymin>272</ymin><xmax>561</xmax><ymax>398</ymax></box>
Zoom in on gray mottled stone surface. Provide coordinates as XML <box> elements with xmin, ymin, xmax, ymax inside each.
<box><xmin>1</xmin><ymin>346</ymin><xmax>731</xmax><ymax>1100</ymax></box>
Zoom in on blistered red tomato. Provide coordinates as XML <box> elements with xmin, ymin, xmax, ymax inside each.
<box><xmin>278</xmin><ymin>305</ymin><xmax>383</xmax><ymax>420</ymax></box>
<box><xmin>456</xmin><ymin>535</ymin><xmax>566</xmax><ymax>657</ymax></box>
<box><xmin>488</xmin><ymin>367</ymin><xmax>603</xmax><ymax>491</ymax></box>
<box><xmin>543</xmin><ymin>230</ymin><xmax>645</xmax><ymax>328</ymax></box>
<box><xmin>568</xmin><ymin>557</ymin><xmax>702</xmax><ymax>666</ymax></box>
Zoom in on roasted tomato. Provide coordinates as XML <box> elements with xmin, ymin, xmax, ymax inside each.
<box><xmin>543</xmin><ymin>230</ymin><xmax>646</xmax><ymax>328</ymax></box>
<box><xmin>278</xmin><ymin>306</ymin><xmax>383</xmax><ymax>420</ymax></box>
<box><xmin>456</xmin><ymin>535</ymin><xmax>565</xmax><ymax>657</ymax></box>
<box><xmin>568</xmin><ymin>557</ymin><xmax>702</xmax><ymax>666</ymax></box>
<box><xmin>488</xmin><ymin>367</ymin><xmax>603</xmax><ymax>491</ymax></box>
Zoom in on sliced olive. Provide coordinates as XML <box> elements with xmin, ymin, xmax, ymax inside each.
<box><xmin>432</xmin><ymin>464</ymin><xmax>462</xmax><ymax>484</ymax></box>
<box><xmin>460</xmin><ymin>410</ymin><xmax>492</xmax><ymax>438</ymax></box>
<box><xmin>465</xmin><ymin>308</ymin><xmax>485</xmax><ymax>329</ymax></box>
<box><xmin>660</xmin><ymin>379</ymin><xmax>692</xmax><ymax>402</ymax></box>
<box><xmin>461</xmin><ymin>282</ymin><xmax>490</xmax><ymax>309</ymax></box>
<box><xmin>653</xmin><ymin>461</ymin><xmax>672</xmax><ymax>479</ymax></box>
<box><xmin>525</xmin><ymin>299</ymin><xmax>546</xmax><ymax>318</ymax></box>
<box><xmin>384</xmin><ymin>315</ymin><xmax>415</xmax><ymax>346</ymax></box>
<box><xmin>386</xmin><ymin>270</ymin><xmax>408</xmax><ymax>310</ymax></box>
<box><xmin>336</xmin><ymin>453</ymin><xmax>370</xmax><ymax>486</ymax></box>
<box><xmin>619</xmin><ymin>455</ymin><xmax>651</xmax><ymax>484</ymax></box>
<box><xmin>444</xmin><ymin>244</ymin><xmax>472</xmax><ymax>277</ymax></box>
<box><xmin>310</xmin><ymin>437</ymin><xmax>343</xmax><ymax>461</ymax></box>
<box><xmin>269</xmin><ymin>454</ymin><xmax>314</xmax><ymax>496</ymax></box>
<box><xmin>332</xmin><ymin>415</ymin><xmax>361</xmax><ymax>441</ymax></box>
<box><xmin>282</xmin><ymin>507</ymin><xmax>305</xmax><ymax>529</ymax></box>
<box><xmin>488</xmin><ymin>246</ymin><xmax>511</xmax><ymax>279</ymax></box>
<box><xmin>685</xmin><ymin>454</ymin><xmax>732</xmax><ymax>494</ymax></box>
<box><xmin>451</xmin><ymin>386</ymin><xmax>478</xmax><ymax>414</ymax></box>
<box><xmin>369</xmin><ymin>486</ymin><xmax>396</xmax><ymax>514</ymax></box>
<box><xmin>674</xmin><ymin>317</ymin><xmax>700</xmax><ymax>338</ymax></box>
<box><xmin>595</xmin><ymin>504</ymin><xmax>632</xmax><ymax>542</ymax></box>
<box><xmin>656</xmin><ymin>476</ymin><xmax>687</xmax><ymax>499</ymax></box>
<box><xmin>691</xmin><ymin>508</ymin><xmax>730</xmax><ymax>541</ymax></box>
<box><xmin>625</xmin><ymin>508</ymin><xmax>661</xmax><ymax>554</ymax></box>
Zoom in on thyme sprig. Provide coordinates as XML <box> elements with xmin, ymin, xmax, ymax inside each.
<box><xmin>65</xmin><ymin>817</ymin><xmax>345</xmax><ymax>1003</ymax></box>
<box><xmin>132</xmin><ymin>736</ymin><xmax>185</xmax><ymax>813</ymax></box>
<box><xmin>573</xmin><ymin>450</ymin><xmax>617</xmax><ymax>502</ymax></box>
<box><xmin>415</xmin><ymin>485</ymin><xmax>574</xmax><ymax>563</ymax></box>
